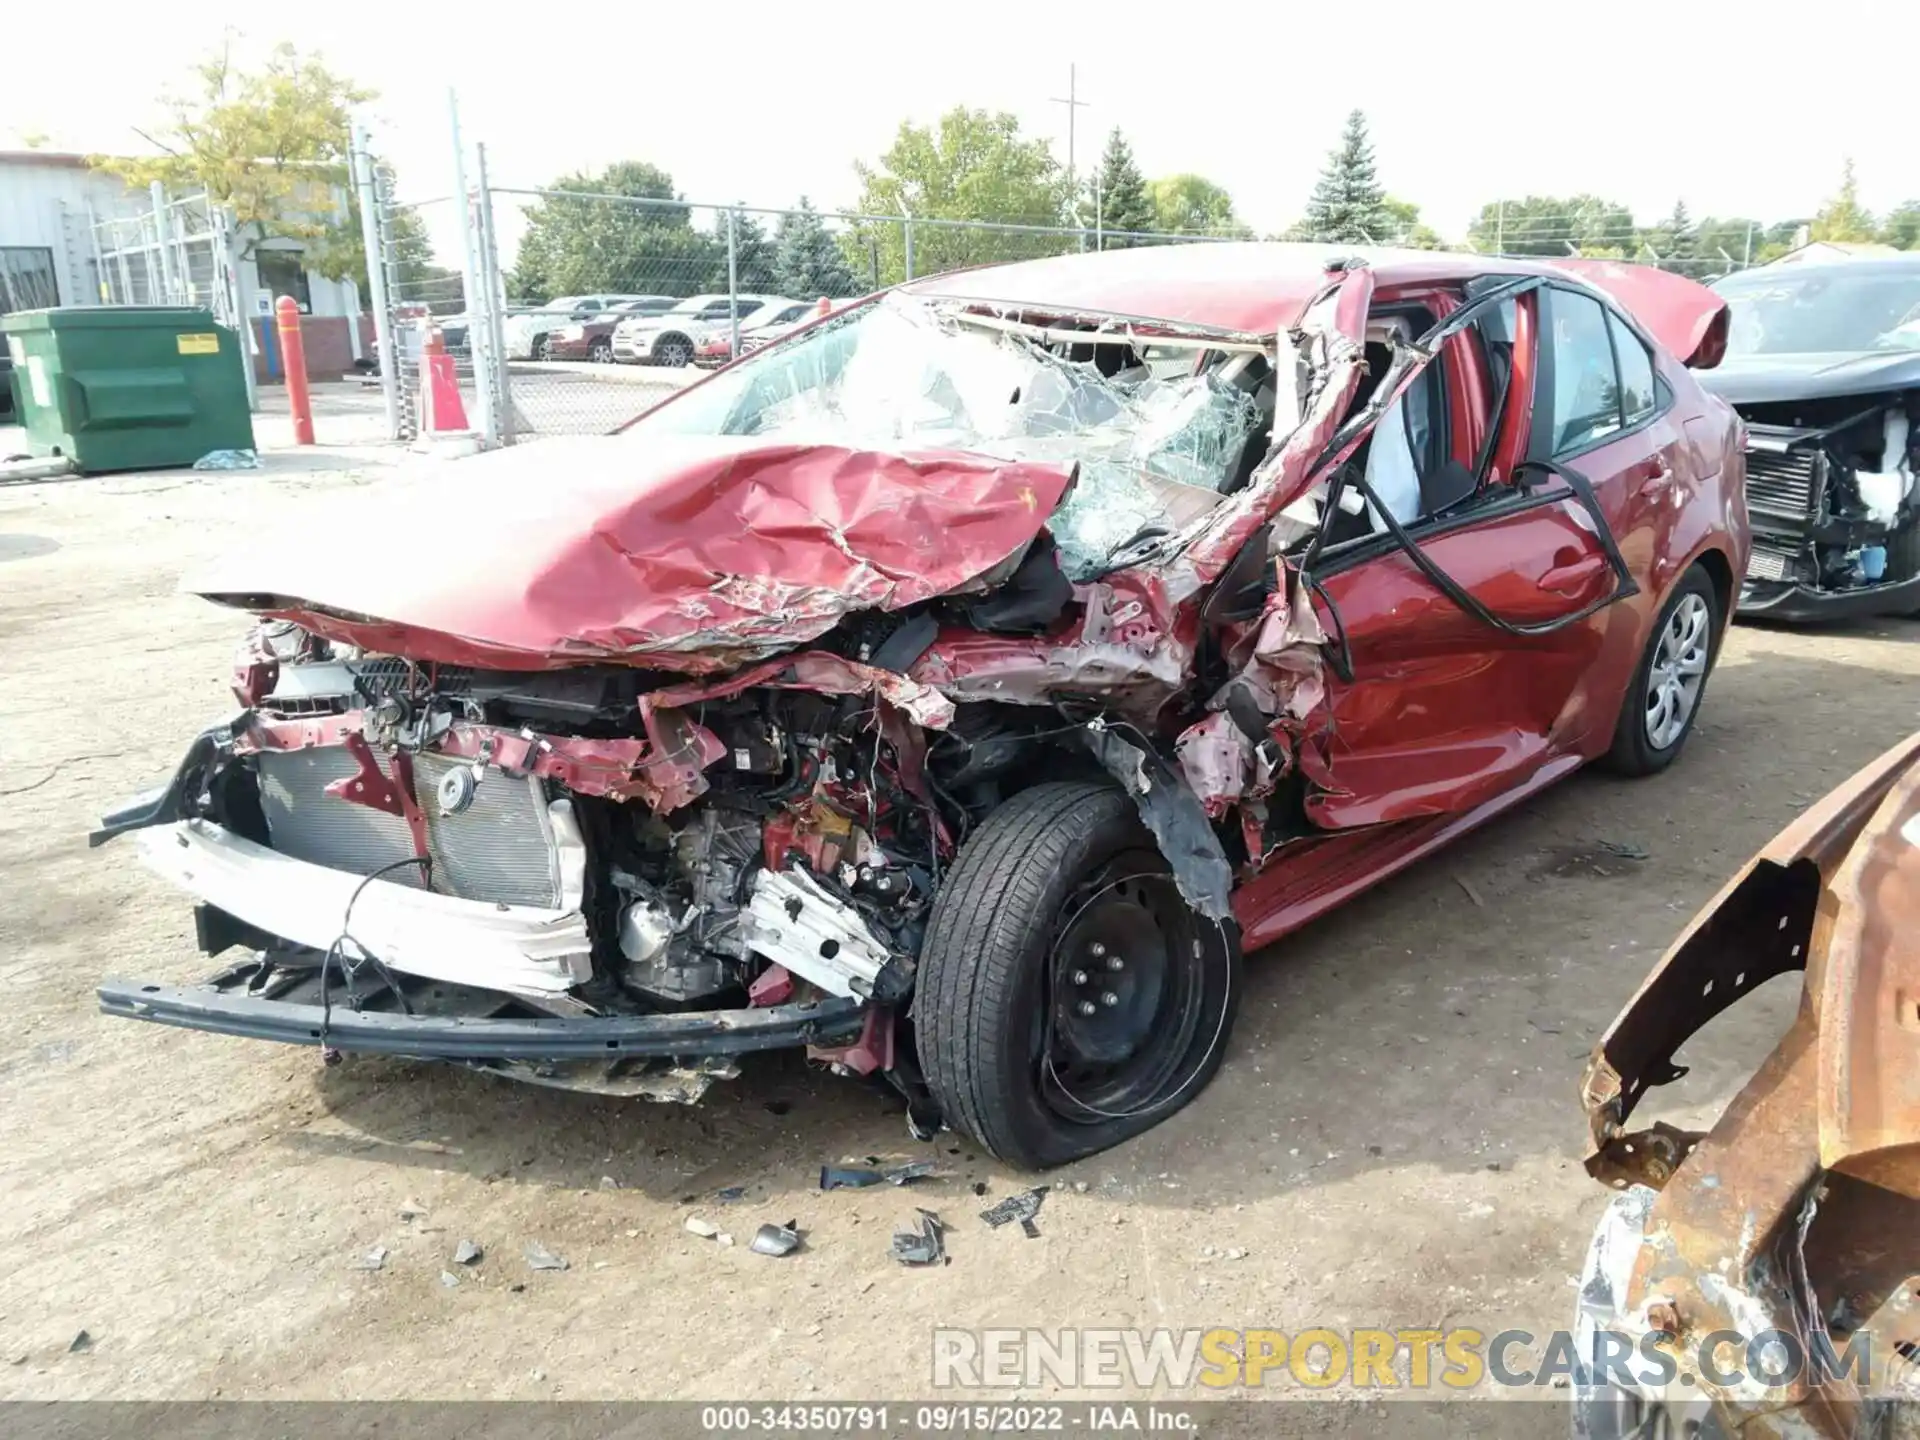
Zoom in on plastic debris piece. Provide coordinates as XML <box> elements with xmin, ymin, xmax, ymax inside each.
<box><xmin>891</xmin><ymin>1209</ymin><xmax>947</xmax><ymax>1266</ymax></box>
<box><xmin>191</xmin><ymin>448</ymin><xmax>261</xmax><ymax>471</ymax></box>
<box><xmin>398</xmin><ymin>1198</ymin><xmax>427</xmax><ymax>1220</ymax></box>
<box><xmin>684</xmin><ymin>1216</ymin><xmax>720</xmax><ymax>1239</ymax></box>
<box><xmin>980</xmin><ymin>1186</ymin><xmax>1049</xmax><ymax>1237</ymax></box>
<box><xmin>439</xmin><ymin>1270</ymin><xmax>461</xmax><ymax>1289</ymax></box>
<box><xmin>716</xmin><ymin>1186</ymin><xmax>747</xmax><ymax>1203</ymax></box>
<box><xmin>67</xmin><ymin>1331</ymin><xmax>92</xmax><ymax>1354</ymax></box>
<box><xmin>524</xmin><ymin>1241</ymin><xmax>568</xmax><ymax>1271</ymax></box>
<box><xmin>353</xmin><ymin>1246</ymin><xmax>388</xmax><ymax>1271</ymax></box>
<box><xmin>717</xmin><ymin>1233</ymin><xmax>735</xmax><ymax>1247</ymax></box>
<box><xmin>883</xmin><ymin>1160</ymin><xmax>937</xmax><ymax>1186</ymax></box>
<box><xmin>1598</xmin><ymin>839</ymin><xmax>1650</xmax><ymax>861</ymax></box>
<box><xmin>750</xmin><ymin>1222</ymin><xmax>802</xmax><ymax>1257</ymax></box>
<box><xmin>820</xmin><ymin>1165</ymin><xmax>885</xmax><ymax>1190</ymax></box>
<box><xmin>453</xmin><ymin>1239</ymin><xmax>483</xmax><ymax>1266</ymax></box>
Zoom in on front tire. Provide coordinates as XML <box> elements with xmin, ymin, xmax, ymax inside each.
<box><xmin>589</xmin><ymin>337</ymin><xmax>612</xmax><ymax>363</ymax></box>
<box><xmin>1603</xmin><ymin>562</ymin><xmax>1721</xmax><ymax>776</ymax></box>
<box><xmin>914</xmin><ymin>782</ymin><xmax>1241</xmax><ymax>1169</ymax></box>
<box><xmin>655</xmin><ymin>333</ymin><xmax>693</xmax><ymax>367</ymax></box>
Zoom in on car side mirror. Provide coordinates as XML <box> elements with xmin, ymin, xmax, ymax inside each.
<box><xmin>1199</xmin><ymin>528</ymin><xmax>1274</xmax><ymax>630</ymax></box>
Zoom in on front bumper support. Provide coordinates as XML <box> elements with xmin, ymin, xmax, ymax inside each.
<box><xmin>1740</xmin><ymin>571</ymin><xmax>1920</xmax><ymax>623</ymax></box>
<box><xmin>98</xmin><ymin>977</ymin><xmax>867</xmax><ymax>1060</ymax></box>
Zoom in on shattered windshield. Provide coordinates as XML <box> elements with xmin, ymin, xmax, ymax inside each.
<box><xmin>628</xmin><ymin>293</ymin><xmax>1274</xmax><ymax>579</ymax></box>
<box><xmin>1716</xmin><ymin>269</ymin><xmax>1920</xmax><ymax>355</ymax></box>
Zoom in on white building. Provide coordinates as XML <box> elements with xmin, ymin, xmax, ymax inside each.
<box><xmin>0</xmin><ymin>149</ymin><xmax>367</xmax><ymax>374</ymax></box>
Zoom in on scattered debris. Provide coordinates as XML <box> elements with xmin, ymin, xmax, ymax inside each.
<box><xmin>750</xmin><ymin>1222</ymin><xmax>803</xmax><ymax>1258</ymax></box>
<box><xmin>892</xmin><ymin>1209</ymin><xmax>948</xmax><ymax>1266</ymax></box>
<box><xmin>717</xmin><ymin>1233</ymin><xmax>735</xmax><ymax>1247</ymax></box>
<box><xmin>1486</xmin><ymin>1161</ymin><xmax>1503</xmax><ymax>1172</ymax></box>
<box><xmin>971</xmin><ymin>1181</ymin><xmax>988</xmax><ymax>1197</ymax></box>
<box><xmin>191</xmin><ymin>448</ymin><xmax>261</xmax><ymax>471</ymax></box>
<box><xmin>716</xmin><ymin>1186</ymin><xmax>747</xmax><ymax>1203</ymax></box>
<box><xmin>684</xmin><ymin>1216</ymin><xmax>720</xmax><ymax>1239</ymax></box>
<box><xmin>1598</xmin><ymin>839</ymin><xmax>1651</xmax><ymax>861</ymax></box>
<box><xmin>524</xmin><ymin>1241</ymin><xmax>569</xmax><ymax>1271</ymax></box>
<box><xmin>1072</xmin><ymin>1180</ymin><xmax>1089</xmax><ymax>1193</ymax></box>
<box><xmin>1225</xmin><ymin>1247</ymin><xmax>1248</xmax><ymax>1261</ymax></box>
<box><xmin>884</xmin><ymin>1160</ymin><xmax>937</xmax><ymax>1186</ymax></box>
<box><xmin>599</xmin><ymin>1176</ymin><xmax>619</xmax><ymax>1191</ymax></box>
<box><xmin>398</xmin><ymin>1198</ymin><xmax>428</xmax><ymax>1221</ymax></box>
<box><xmin>353</xmin><ymin>1246</ymin><xmax>388</xmax><ymax>1272</ymax></box>
<box><xmin>439</xmin><ymin>1270</ymin><xmax>461</xmax><ymax>1289</ymax></box>
<box><xmin>8</xmin><ymin>1353</ymin><xmax>25</xmax><ymax>1366</ymax></box>
<box><xmin>1454</xmin><ymin>874</ymin><xmax>1487</xmax><ymax>907</ymax></box>
<box><xmin>980</xmin><ymin>1186</ymin><xmax>1049</xmax><ymax>1238</ymax></box>
<box><xmin>1366</xmin><ymin>1145</ymin><xmax>1383</xmax><ymax>1157</ymax></box>
<box><xmin>509</xmin><ymin>1283</ymin><xmax>525</xmax><ymax>1293</ymax></box>
<box><xmin>820</xmin><ymin>1166</ymin><xmax>885</xmax><ymax>1191</ymax></box>
<box><xmin>67</xmin><ymin>1331</ymin><xmax>92</xmax><ymax>1354</ymax></box>
<box><xmin>453</xmin><ymin>1239</ymin><xmax>483</xmax><ymax>1266</ymax></box>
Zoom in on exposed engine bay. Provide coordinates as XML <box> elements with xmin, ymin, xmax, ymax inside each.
<box><xmin>1739</xmin><ymin>392</ymin><xmax>1919</xmax><ymax>599</ymax></box>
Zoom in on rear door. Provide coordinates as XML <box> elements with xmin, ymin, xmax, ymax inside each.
<box><xmin>1302</xmin><ymin>283</ymin><xmax>1666</xmax><ymax>828</ymax></box>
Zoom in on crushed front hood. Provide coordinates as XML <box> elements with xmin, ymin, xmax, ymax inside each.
<box><xmin>1698</xmin><ymin>349</ymin><xmax>1920</xmax><ymax>406</ymax></box>
<box><xmin>193</xmin><ymin>434</ymin><xmax>1074</xmax><ymax>672</ymax></box>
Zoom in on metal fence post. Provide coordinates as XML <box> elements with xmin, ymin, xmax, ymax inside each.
<box><xmin>473</xmin><ymin>144</ymin><xmax>514</xmax><ymax>444</ymax></box>
<box><xmin>902</xmin><ymin>210</ymin><xmax>915</xmax><ymax>281</ymax></box>
<box><xmin>447</xmin><ymin>89</ymin><xmax>498</xmax><ymax>447</ymax></box>
<box><xmin>349</xmin><ymin>121</ymin><xmax>402</xmax><ymax>441</ymax></box>
<box><xmin>150</xmin><ymin>182</ymin><xmax>182</xmax><ymax>303</ymax></box>
<box><xmin>726</xmin><ymin>206</ymin><xmax>741</xmax><ymax>357</ymax></box>
<box><xmin>218</xmin><ymin>206</ymin><xmax>260</xmax><ymax>414</ymax></box>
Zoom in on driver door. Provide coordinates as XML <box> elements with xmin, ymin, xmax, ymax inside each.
<box><xmin>1302</xmin><ymin>282</ymin><xmax>1666</xmax><ymax>829</ymax></box>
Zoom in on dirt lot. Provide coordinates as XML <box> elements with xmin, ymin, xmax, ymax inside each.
<box><xmin>2</xmin><ymin>415</ymin><xmax>1916</xmax><ymax>1405</ymax></box>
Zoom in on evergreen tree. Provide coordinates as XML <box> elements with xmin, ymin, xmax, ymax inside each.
<box><xmin>1654</xmin><ymin>199</ymin><xmax>1696</xmax><ymax>262</ymax></box>
<box><xmin>1092</xmin><ymin>128</ymin><xmax>1154</xmax><ymax>245</ymax></box>
<box><xmin>1302</xmin><ymin>110</ymin><xmax>1392</xmax><ymax>244</ymax></box>
<box><xmin>707</xmin><ymin>208</ymin><xmax>778</xmax><ymax>293</ymax></box>
<box><xmin>772</xmin><ymin>198</ymin><xmax>859</xmax><ymax>298</ymax></box>
<box><xmin>1811</xmin><ymin>159</ymin><xmax>1877</xmax><ymax>243</ymax></box>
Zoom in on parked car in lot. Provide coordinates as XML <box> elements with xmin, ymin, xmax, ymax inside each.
<box><xmin>91</xmin><ymin>244</ymin><xmax>1744</xmax><ymax>1168</ymax></box>
<box><xmin>544</xmin><ymin>297</ymin><xmax>677</xmax><ymax>362</ymax></box>
<box><xmin>692</xmin><ymin>299</ymin><xmax>825</xmax><ymax>366</ymax></box>
<box><xmin>1703</xmin><ymin>254</ymin><xmax>1920</xmax><ymax>621</ymax></box>
<box><xmin>611</xmin><ymin>293</ymin><xmax>794</xmax><ymax>366</ymax></box>
<box><xmin>506</xmin><ymin>295</ymin><xmax>655</xmax><ymax>361</ymax></box>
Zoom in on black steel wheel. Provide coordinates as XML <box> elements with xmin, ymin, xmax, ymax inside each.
<box><xmin>915</xmin><ymin>782</ymin><xmax>1240</xmax><ymax>1169</ymax></box>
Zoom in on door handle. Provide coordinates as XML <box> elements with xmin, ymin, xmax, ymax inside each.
<box><xmin>1540</xmin><ymin>554</ymin><xmax>1606</xmax><ymax>594</ymax></box>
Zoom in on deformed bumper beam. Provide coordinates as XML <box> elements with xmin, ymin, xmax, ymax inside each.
<box><xmin>97</xmin><ymin>977</ymin><xmax>866</xmax><ymax>1060</ymax></box>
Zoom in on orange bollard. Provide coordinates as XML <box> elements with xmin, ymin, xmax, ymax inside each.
<box><xmin>274</xmin><ymin>296</ymin><xmax>314</xmax><ymax>445</ymax></box>
<box><xmin>816</xmin><ymin>296</ymin><xmax>831</xmax><ymax>318</ymax></box>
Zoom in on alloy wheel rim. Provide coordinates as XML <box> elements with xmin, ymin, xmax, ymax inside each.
<box><xmin>1644</xmin><ymin>593</ymin><xmax>1710</xmax><ymax>750</ymax></box>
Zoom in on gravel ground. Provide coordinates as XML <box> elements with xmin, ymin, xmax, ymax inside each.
<box><xmin>1</xmin><ymin>410</ymin><xmax>1915</xmax><ymax>1406</ymax></box>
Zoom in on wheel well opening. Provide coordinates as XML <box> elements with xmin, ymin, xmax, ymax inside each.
<box><xmin>1693</xmin><ymin>549</ymin><xmax>1735</xmax><ymax>639</ymax></box>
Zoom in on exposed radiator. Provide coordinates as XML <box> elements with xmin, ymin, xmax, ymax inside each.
<box><xmin>254</xmin><ymin>748</ymin><xmax>564</xmax><ymax>909</ymax></box>
<box><xmin>1744</xmin><ymin>447</ymin><xmax>1822</xmax><ymax>527</ymax></box>
<box><xmin>1745</xmin><ymin>542</ymin><xmax>1799</xmax><ymax>583</ymax></box>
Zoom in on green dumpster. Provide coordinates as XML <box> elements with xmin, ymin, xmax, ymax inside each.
<box><xmin>0</xmin><ymin>307</ymin><xmax>254</xmax><ymax>474</ymax></box>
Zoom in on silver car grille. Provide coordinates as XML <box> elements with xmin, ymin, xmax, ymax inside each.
<box><xmin>1745</xmin><ymin>540</ymin><xmax>1802</xmax><ymax>584</ymax></box>
<box><xmin>255</xmin><ymin>748</ymin><xmax>564</xmax><ymax>909</ymax></box>
<box><xmin>1744</xmin><ymin>448</ymin><xmax>1822</xmax><ymax>525</ymax></box>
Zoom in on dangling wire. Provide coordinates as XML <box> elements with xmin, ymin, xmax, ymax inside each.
<box><xmin>318</xmin><ymin>854</ymin><xmax>432</xmax><ymax>1054</ymax></box>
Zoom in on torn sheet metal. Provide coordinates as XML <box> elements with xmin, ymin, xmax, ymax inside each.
<box><xmin>1080</xmin><ymin>724</ymin><xmax>1234</xmax><ymax>922</ymax></box>
<box><xmin>1573</xmin><ymin>733</ymin><xmax>1920</xmax><ymax>1437</ymax></box>
<box><xmin>190</xmin><ymin>434</ymin><xmax>1074</xmax><ymax>673</ymax></box>
<box><xmin>738</xmin><ymin>867</ymin><xmax>894</xmax><ymax>1000</ymax></box>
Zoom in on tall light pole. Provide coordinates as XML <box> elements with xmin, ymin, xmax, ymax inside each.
<box><xmin>1049</xmin><ymin>63</ymin><xmax>1091</xmax><ymax>225</ymax></box>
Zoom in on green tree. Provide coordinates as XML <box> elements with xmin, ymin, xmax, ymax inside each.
<box><xmin>1092</xmin><ymin>128</ymin><xmax>1154</xmax><ymax>244</ymax></box>
<box><xmin>1648</xmin><ymin>199</ymin><xmax>1696</xmax><ymax>263</ymax></box>
<box><xmin>1302</xmin><ymin>110</ymin><xmax>1393</xmax><ymax>243</ymax></box>
<box><xmin>773</xmin><ymin>198</ymin><xmax>859</xmax><ymax>299</ymax></box>
<box><xmin>706</xmin><ymin>208</ymin><xmax>778</xmax><ymax>293</ymax></box>
<box><xmin>100</xmin><ymin>37</ymin><xmax>371</xmax><ymax>266</ymax></box>
<box><xmin>1689</xmin><ymin>216</ymin><xmax>1765</xmax><ymax>269</ymax></box>
<box><xmin>848</xmin><ymin>108</ymin><xmax>1071</xmax><ymax>285</ymax></box>
<box><xmin>1382</xmin><ymin>196</ymin><xmax>1443</xmax><ymax>249</ymax></box>
<box><xmin>1811</xmin><ymin>160</ymin><xmax>1876</xmax><ymax>242</ymax></box>
<box><xmin>1466</xmin><ymin>195</ymin><xmax>1634</xmax><ymax>257</ymax></box>
<box><xmin>510</xmin><ymin>161</ymin><xmax>716</xmax><ymax>301</ymax></box>
<box><xmin>1148</xmin><ymin>174</ymin><xmax>1244</xmax><ymax>235</ymax></box>
<box><xmin>1878</xmin><ymin>200</ymin><xmax>1920</xmax><ymax>250</ymax></box>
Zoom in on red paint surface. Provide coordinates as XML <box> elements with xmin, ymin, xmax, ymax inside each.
<box><xmin>274</xmin><ymin>296</ymin><xmax>314</xmax><ymax>445</ymax></box>
<box><xmin>196</xmin><ymin>438</ymin><xmax>1073</xmax><ymax>673</ymax></box>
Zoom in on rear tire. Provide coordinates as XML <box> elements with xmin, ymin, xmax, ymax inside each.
<box><xmin>656</xmin><ymin>333</ymin><xmax>693</xmax><ymax>367</ymax></box>
<box><xmin>589</xmin><ymin>337</ymin><xmax>612</xmax><ymax>363</ymax></box>
<box><xmin>914</xmin><ymin>782</ymin><xmax>1241</xmax><ymax>1169</ymax></box>
<box><xmin>1603</xmin><ymin>563</ymin><xmax>1721</xmax><ymax>777</ymax></box>
<box><xmin>531</xmin><ymin>334</ymin><xmax>551</xmax><ymax>361</ymax></box>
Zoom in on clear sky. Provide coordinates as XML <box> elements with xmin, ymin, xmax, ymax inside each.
<box><xmin>7</xmin><ymin>0</ymin><xmax>1916</xmax><ymax>262</ymax></box>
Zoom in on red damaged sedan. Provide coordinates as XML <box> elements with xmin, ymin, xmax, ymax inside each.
<box><xmin>93</xmin><ymin>244</ymin><xmax>1746</xmax><ymax>1168</ymax></box>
